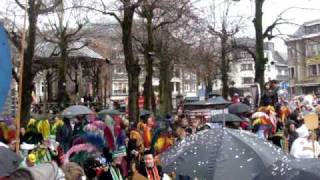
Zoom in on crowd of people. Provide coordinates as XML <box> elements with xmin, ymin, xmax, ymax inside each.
<box><xmin>2</xmin><ymin>80</ymin><xmax>320</xmax><ymax>179</ymax></box>
<box><xmin>0</xmin><ymin>110</ymin><xmax>196</xmax><ymax>180</ymax></box>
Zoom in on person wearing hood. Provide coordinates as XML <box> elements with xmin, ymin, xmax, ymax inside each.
<box><xmin>56</xmin><ymin>118</ymin><xmax>73</xmax><ymax>153</ymax></box>
<box><xmin>284</xmin><ymin>121</ymin><xmax>298</xmax><ymax>152</ymax></box>
<box><xmin>290</xmin><ymin>124</ymin><xmax>320</xmax><ymax>159</ymax></box>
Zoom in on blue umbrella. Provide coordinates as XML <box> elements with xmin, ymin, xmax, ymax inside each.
<box><xmin>0</xmin><ymin>25</ymin><xmax>12</xmax><ymax>113</ymax></box>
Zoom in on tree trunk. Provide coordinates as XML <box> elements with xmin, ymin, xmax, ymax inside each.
<box><xmin>205</xmin><ymin>75</ymin><xmax>213</xmax><ymax>98</ymax></box>
<box><xmin>122</xmin><ymin>1</ymin><xmax>140</xmax><ymax>123</ymax></box>
<box><xmin>143</xmin><ymin>16</ymin><xmax>156</xmax><ymax>113</ymax></box>
<box><xmin>220</xmin><ymin>28</ymin><xmax>229</xmax><ymax>99</ymax></box>
<box><xmin>95</xmin><ymin>66</ymin><xmax>100</xmax><ymax>100</ymax></box>
<box><xmin>254</xmin><ymin>0</ymin><xmax>266</xmax><ymax>88</ymax></box>
<box><xmin>57</xmin><ymin>41</ymin><xmax>69</xmax><ymax>108</ymax></box>
<box><xmin>46</xmin><ymin>72</ymin><xmax>52</xmax><ymax>102</ymax></box>
<box><xmin>20</xmin><ymin>0</ymin><xmax>39</xmax><ymax>124</ymax></box>
<box><xmin>159</xmin><ymin>60</ymin><xmax>173</xmax><ymax>117</ymax></box>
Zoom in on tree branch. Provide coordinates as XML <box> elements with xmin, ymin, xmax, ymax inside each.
<box><xmin>12</xmin><ymin>68</ymin><xmax>19</xmax><ymax>83</ymax></box>
<box><xmin>67</xmin><ymin>5</ymin><xmax>122</xmax><ymax>24</ymax></box>
<box><xmin>65</xmin><ymin>24</ymin><xmax>83</xmax><ymax>39</ymax></box>
<box><xmin>14</xmin><ymin>0</ymin><xmax>26</xmax><ymax>10</ymax></box>
<box><xmin>38</xmin><ymin>0</ymin><xmax>63</xmax><ymax>14</ymax></box>
<box><xmin>231</xmin><ymin>40</ymin><xmax>256</xmax><ymax>61</ymax></box>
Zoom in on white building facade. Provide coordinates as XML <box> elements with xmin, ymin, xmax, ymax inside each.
<box><xmin>213</xmin><ymin>42</ymin><xmax>288</xmax><ymax>95</ymax></box>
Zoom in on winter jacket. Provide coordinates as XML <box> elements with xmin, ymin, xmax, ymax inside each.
<box><xmin>56</xmin><ymin>124</ymin><xmax>73</xmax><ymax>153</ymax></box>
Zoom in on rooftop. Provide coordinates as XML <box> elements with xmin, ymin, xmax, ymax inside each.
<box><xmin>35</xmin><ymin>41</ymin><xmax>105</xmax><ymax>61</ymax></box>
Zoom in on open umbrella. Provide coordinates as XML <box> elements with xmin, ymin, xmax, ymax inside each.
<box><xmin>254</xmin><ymin>159</ymin><xmax>320</xmax><ymax>180</ymax></box>
<box><xmin>161</xmin><ymin>128</ymin><xmax>290</xmax><ymax>180</ymax></box>
<box><xmin>61</xmin><ymin>105</ymin><xmax>93</xmax><ymax>117</ymax></box>
<box><xmin>0</xmin><ymin>147</ymin><xmax>22</xmax><ymax>177</ymax></box>
<box><xmin>140</xmin><ymin>109</ymin><xmax>152</xmax><ymax>117</ymax></box>
<box><xmin>98</xmin><ymin>109</ymin><xmax>124</xmax><ymax>116</ymax></box>
<box><xmin>210</xmin><ymin>113</ymin><xmax>244</xmax><ymax>122</ymax></box>
<box><xmin>207</xmin><ymin>96</ymin><xmax>231</xmax><ymax>105</ymax></box>
<box><xmin>228</xmin><ymin>102</ymin><xmax>251</xmax><ymax>114</ymax></box>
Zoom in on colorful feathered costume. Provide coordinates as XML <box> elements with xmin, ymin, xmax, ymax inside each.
<box><xmin>279</xmin><ymin>106</ymin><xmax>291</xmax><ymax>123</ymax></box>
<box><xmin>253</xmin><ymin>106</ymin><xmax>277</xmax><ymax>133</ymax></box>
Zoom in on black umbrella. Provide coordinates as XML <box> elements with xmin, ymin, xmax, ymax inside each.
<box><xmin>228</xmin><ymin>102</ymin><xmax>251</xmax><ymax>114</ymax></box>
<box><xmin>254</xmin><ymin>159</ymin><xmax>320</xmax><ymax>180</ymax></box>
<box><xmin>210</xmin><ymin>113</ymin><xmax>244</xmax><ymax>122</ymax></box>
<box><xmin>98</xmin><ymin>109</ymin><xmax>124</xmax><ymax>116</ymax></box>
<box><xmin>161</xmin><ymin>128</ymin><xmax>290</xmax><ymax>180</ymax></box>
<box><xmin>0</xmin><ymin>147</ymin><xmax>22</xmax><ymax>177</ymax></box>
<box><xmin>140</xmin><ymin>109</ymin><xmax>152</xmax><ymax>117</ymax></box>
<box><xmin>207</xmin><ymin>96</ymin><xmax>231</xmax><ymax>105</ymax></box>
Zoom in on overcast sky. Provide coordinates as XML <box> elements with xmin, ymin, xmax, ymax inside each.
<box><xmin>194</xmin><ymin>0</ymin><xmax>320</xmax><ymax>54</ymax></box>
<box><xmin>2</xmin><ymin>0</ymin><xmax>320</xmax><ymax>54</ymax></box>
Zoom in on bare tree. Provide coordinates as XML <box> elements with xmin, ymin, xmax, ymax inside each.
<box><xmin>68</xmin><ymin>0</ymin><xmax>143</xmax><ymax>122</ymax></box>
<box><xmin>39</xmin><ymin>0</ymin><xmax>89</xmax><ymax>108</ymax></box>
<box><xmin>134</xmin><ymin>0</ymin><xmax>190</xmax><ymax>113</ymax></box>
<box><xmin>192</xmin><ymin>37</ymin><xmax>220</xmax><ymax>97</ymax></box>
<box><xmin>233</xmin><ymin>0</ymin><xmax>288</xmax><ymax>88</ymax></box>
<box><xmin>208</xmin><ymin>1</ymin><xmax>243</xmax><ymax>98</ymax></box>
<box><xmin>13</xmin><ymin>0</ymin><xmax>62</xmax><ymax>123</ymax></box>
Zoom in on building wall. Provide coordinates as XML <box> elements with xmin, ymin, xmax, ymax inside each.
<box><xmin>287</xmin><ymin>21</ymin><xmax>320</xmax><ymax>94</ymax></box>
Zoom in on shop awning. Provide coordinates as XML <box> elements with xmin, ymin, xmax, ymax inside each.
<box><xmin>306</xmin><ymin>56</ymin><xmax>320</xmax><ymax>64</ymax></box>
<box><xmin>295</xmin><ymin>83</ymin><xmax>320</xmax><ymax>87</ymax></box>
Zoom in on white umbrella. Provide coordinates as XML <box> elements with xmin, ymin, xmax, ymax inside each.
<box><xmin>61</xmin><ymin>105</ymin><xmax>93</xmax><ymax>117</ymax></box>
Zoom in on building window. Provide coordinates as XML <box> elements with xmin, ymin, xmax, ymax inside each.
<box><xmin>176</xmin><ymin>82</ymin><xmax>181</xmax><ymax>93</ymax></box>
<box><xmin>240</xmin><ymin>51</ymin><xmax>249</xmax><ymax>58</ymax></box>
<box><xmin>241</xmin><ymin>64</ymin><xmax>253</xmax><ymax>71</ymax></box>
<box><xmin>112</xmin><ymin>83</ymin><xmax>128</xmax><ymax>95</ymax></box>
<box><xmin>307</xmin><ymin>43</ymin><xmax>319</xmax><ymax>57</ymax></box>
<box><xmin>242</xmin><ymin>77</ymin><xmax>254</xmax><ymax>85</ymax></box>
<box><xmin>277</xmin><ymin>69</ymin><xmax>281</xmax><ymax>75</ymax></box>
<box><xmin>174</xmin><ymin>68</ymin><xmax>180</xmax><ymax>78</ymax></box>
<box><xmin>190</xmin><ymin>83</ymin><xmax>197</xmax><ymax>92</ymax></box>
<box><xmin>184</xmin><ymin>83</ymin><xmax>190</xmax><ymax>91</ymax></box>
<box><xmin>184</xmin><ymin>72</ymin><xmax>190</xmax><ymax>80</ymax></box>
<box><xmin>114</xmin><ymin>65</ymin><xmax>126</xmax><ymax>74</ymax></box>
<box><xmin>191</xmin><ymin>73</ymin><xmax>197</xmax><ymax>80</ymax></box>
<box><xmin>288</xmin><ymin>48</ymin><xmax>294</xmax><ymax>58</ymax></box>
<box><xmin>308</xmin><ymin>64</ymin><xmax>317</xmax><ymax>77</ymax></box>
<box><xmin>289</xmin><ymin>67</ymin><xmax>295</xmax><ymax>78</ymax></box>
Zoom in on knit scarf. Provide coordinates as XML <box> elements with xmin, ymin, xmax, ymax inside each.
<box><xmin>146</xmin><ymin>166</ymin><xmax>160</xmax><ymax>180</ymax></box>
<box><xmin>110</xmin><ymin>166</ymin><xmax>123</xmax><ymax>180</ymax></box>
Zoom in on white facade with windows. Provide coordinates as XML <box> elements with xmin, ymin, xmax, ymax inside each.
<box><xmin>110</xmin><ymin>59</ymin><xmax>199</xmax><ymax>101</ymax></box>
<box><xmin>212</xmin><ymin>42</ymin><xmax>288</xmax><ymax>95</ymax></box>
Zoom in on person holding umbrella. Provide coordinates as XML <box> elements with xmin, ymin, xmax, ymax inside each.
<box><xmin>56</xmin><ymin>117</ymin><xmax>73</xmax><ymax>153</ymax></box>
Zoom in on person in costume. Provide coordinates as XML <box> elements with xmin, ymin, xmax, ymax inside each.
<box><xmin>56</xmin><ymin>117</ymin><xmax>73</xmax><ymax>153</ymax></box>
<box><xmin>98</xmin><ymin>148</ymin><xmax>126</xmax><ymax>180</ymax></box>
<box><xmin>290</xmin><ymin>124</ymin><xmax>320</xmax><ymax>159</ymax></box>
<box><xmin>142</xmin><ymin>116</ymin><xmax>156</xmax><ymax>150</ymax></box>
<box><xmin>138</xmin><ymin>149</ymin><xmax>162</xmax><ymax>180</ymax></box>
